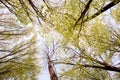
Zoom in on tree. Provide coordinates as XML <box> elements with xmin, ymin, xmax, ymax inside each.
<box><xmin>44</xmin><ymin>42</ymin><xmax>58</xmax><ymax>80</ymax></box>
<box><xmin>42</xmin><ymin>0</ymin><xmax>120</xmax><ymax>79</ymax></box>
<box><xmin>0</xmin><ymin>4</ymin><xmax>40</xmax><ymax>80</ymax></box>
<box><xmin>0</xmin><ymin>0</ymin><xmax>120</xmax><ymax>80</ymax></box>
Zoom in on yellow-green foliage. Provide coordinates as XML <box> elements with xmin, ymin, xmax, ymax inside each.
<box><xmin>89</xmin><ymin>21</ymin><xmax>110</xmax><ymax>53</ymax></box>
<box><xmin>0</xmin><ymin>43</ymin><xmax>40</xmax><ymax>80</ymax></box>
<box><xmin>90</xmin><ymin>22</ymin><xmax>109</xmax><ymax>52</ymax></box>
<box><xmin>61</xmin><ymin>65</ymin><xmax>110</xmax><ymax>80</ymax></box>
<box><xmin>111</xmin><ymin>5</ymin><xmax>120</xmax><ymax>22</ymax></box>
<box><xmin>4</xmin><ymin>0</ymin><xmax>32</xmax><ymax>24</ymax></box>
<box><xmin>113</xmin><ymin>0</ymin><xmax>120</xmax><ymax>4</ymax></box>
<box><xmin>46</xmin><ymin>0</ymin><xmax>83</xmax><ymax>45</ymax></box>
<box><xmin>45</xmin><ymin>0</ymin><xmax>111</xmax><ymax>47</ymax></box>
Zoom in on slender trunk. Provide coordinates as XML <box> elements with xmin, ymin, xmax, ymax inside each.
<box><xmin>47</xmin><ymin>56</ymin><xmax>58</xmax><ymax>80</ymax></box>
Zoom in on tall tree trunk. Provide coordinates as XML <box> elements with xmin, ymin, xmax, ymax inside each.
<box><xmin>47</xmin><ymin>56</ymin><xmax>58</xmax><ymax>80</ymax></box>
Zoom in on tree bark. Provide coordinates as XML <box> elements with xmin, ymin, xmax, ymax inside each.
<box><xmin>47</xmin><ymin>56</ymin><xmax>58</xmax><ymax>80</ymax></box>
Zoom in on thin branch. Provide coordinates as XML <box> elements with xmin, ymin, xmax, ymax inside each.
<box><xmin>18</xmin><ymin>0</ymin><xmax>33</xmax><ymax>22</ymax></box>
<box><xmin>73</xmin><ymin>0</ymin><xmax>93</xmax><ymax>28</ymax></box>
<box><xmin>54</xmin><ymin>62</ymin><xmax>120</xmax><ymax>72</ymax></box>
<box><xmin>84</xmin><ymin>1</ymin><xmax>120</xmax><ymax>22</ymax></box>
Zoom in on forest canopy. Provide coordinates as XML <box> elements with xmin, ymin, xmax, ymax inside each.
<box><xmin>0</xmin><ymin>0</ymin><xmax>120</xmax><ymax>80</ymax></box>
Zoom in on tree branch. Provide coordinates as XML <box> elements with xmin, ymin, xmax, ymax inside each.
<box><xmin>84</xmin><ymin>1</ymin><xmax>120</xmax><ymax>22</ymax></box>
<box><xmin>55</xmin><ymin>62</ymin><xmax>120</xmax><ymax>72</ymax></box>
<box><xmin>73</xmin><ymin>0</ymin><xmax>93</xmax><ymax>28</ymax></box>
